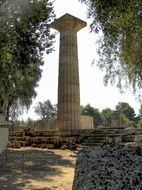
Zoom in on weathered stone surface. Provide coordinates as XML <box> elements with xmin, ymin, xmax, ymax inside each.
<box><xmin>73</xmin><ymin>146</ymin><xmax>142</xmax><ymax>190</ymax></box>
<box><xmin>0</xmin><ymin>114</ymin><xmax>6</xmax><ymax>124</ymax></box>
<box><xmin>124</xmin><ymin>127</ymin><xmax>136</xmax><ymax>135</ymax></box>
<box><xmin>124</xmin><ymin>142</ymin><xmax>141</xmax><ymax>148</ymax></box>
<box><xmin>12</xmin><ymin>141</ymin><xmax>21</xmax><ymax>149</ymax></box>
<box><xmin>135</xmin><ymin>135</ymin><xmax>142</xmax><ymax>142</ymax></box>
<box><xmin>61</xmin><ymin>144</ymin><xmax>68</xmax><ymax>150</ymax></box>
<box><xmin>9</xmin><ymin>127</ymin><xmax>142</xmax><ymax>149</ymax></box>
<box><xmin>51</xmin><ymin>14</ymin><xmax>86</xmax><ymax>130</ymax></box>
<box><xmin>46</xmin><ymin>144</ymin><xmax>55</xmax><ymax>149</ymax></box>
<box><xmin>122</xmin><ymin>134</ymin><xmax>135</xmax><ymax>142</ymax></box>
<box><xmin>0</xmin><ymin>114</ymin><xmax>9</xmax><ymax>153</ymax></box>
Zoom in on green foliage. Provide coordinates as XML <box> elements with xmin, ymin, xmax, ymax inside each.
<box><xmin>137</xmin><ymin>119</ymin><xmax>142</xmax><ymax>128</ymax></box>
<box><xmin>80</xmin><ymin>0</ymin><xmax>142</xmax><ymax>98</ymax></box>
<box><xmin>80</xmin><ymin>102</ymin><xmax>141</xmax><ymax>127</ymax></box>
<box><xmin>115</xmin><ymin>102</ymin><xmax>136</xmax><ymax>122</ymax></box>
<box><xmin>34</xmin><ymin>100</ymin><xmax>57</xmax><ymax>120</ymax></box>
<box><xmin>27</xmin><ymin>117</ymin><xmax>35</xmax><ymax>126</ymax></box>
<box><xmin>120</xmin><ymin>114</ymin><xmax>134</xmax><ymax>127</ymax></box>
<box><xmin>81</xmin><ymin>104</ymin><xmax>102</xmax><ymax>126</ymax></box>
<box><xmin>135</xmin><ymin>105</ymin><xmax>142</xmax><ymax>128</ymax></box>
<box><xmin>14</xmin><ymin>118</ymin><xmax>34</xmax><ymax>127</ymax></box>
<box><xmin>0</xmin><ymin>0</ymin><xmax>55</xmax><ymax>117</ymax></box>
<box><xmin>101</xmin><ymin>108</ymin><xmax>113</xmax><ymax>126</ymax></box>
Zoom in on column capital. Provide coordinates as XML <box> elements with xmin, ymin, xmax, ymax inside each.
<box><xmin>50</xmin><ymin>13</ymin><xmax>87</xmax><ymax>32</ymax></box>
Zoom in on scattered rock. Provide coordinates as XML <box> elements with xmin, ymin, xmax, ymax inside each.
<box><xmin>31</xmin><ymin>143</ymin><xmax>37</xmax><ymax>148</ymax></box>
<box><xmin>122</xmin><ymin>134</ymin><xmax>135</xmax><ymax>142</ymax></box>
<box><xmin>41</xmin><ymin>144</ymin><xmax>47</xmax><ymax>149</ymax></box>
<box><xmin>12</xmin><ymin>141</ymin><xmax>21</xmax><ymax>149</ymax></box>
<box><xmin>69</xmin><ymin>144</ymin><xmax>77</xmax><ymax>150</ymax></box>
<box><xmin>47</xmin><ymin>144</ymin><xmax>55</xmax><ymax>149</ymax></box>
<box><xmin>73</xmin><ymin>145</ymin><xmax>142</xmax><ymax>190</ymax></box>
<box><xmin>61</xmin><ymin>144</ymin><xmax>68</xmax><ymax>150</ymax></box>
<box><xmin>124</xmin><ymin>127</ymin><xmax>136</xmax><ymax>135</ymax></box>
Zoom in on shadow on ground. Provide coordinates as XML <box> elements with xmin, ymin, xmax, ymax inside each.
<box><xmin>0</xmin><ymin>148</ymin><xmax>75</xmax><ymax>190</ymax></box>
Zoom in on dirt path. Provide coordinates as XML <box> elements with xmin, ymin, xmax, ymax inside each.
<box><xmin>0</xmin><ymin>147</ymin><xmax>76</xmax><ymax>190</ymax></box>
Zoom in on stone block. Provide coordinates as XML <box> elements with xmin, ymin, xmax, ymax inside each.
<box><xmin>124</xmin><ymin>142</ymin><xmax>138</xmax><ymax>147</ymax></box>
<box><xmin>0</xmin><ymin>127</ymin><xmax>9</xmax><ymax>153</ymax></box>
<box><xmin>122</xmin><ymin>134</ymin><xmax>135</xmax><ymax>142</ymax></box>
<box><xmin>21</xmin><ymin>141</ymin><xmax>26</xmax><ymax>147</ymax></box>
<box><xmin>135</xmin><ymin>135</ymin><xmax>142</xmax><ymax>142</ymax></box>
<box><xmin>0</xmin><ymin>114</ymin><xmax>5</xmax><ymax>124</ymax></box>
<box><xmin>47</xmin><ymin>144</ymin><xmax>55</xmax><ymax>149</ymax></box>
<box><xmin>13</xmin><ymin>141</ymin><xmax>21</xmax><ymax>149</ymax></box>
<box><xmin>81</xmin><ymin>115</ymin><xmax>94</xmax><ymax>129</ymax></box>
<box><xmin>124</xmin><ymin>127</ymin><xmax>136</xmax><ymax>135</ymax></box>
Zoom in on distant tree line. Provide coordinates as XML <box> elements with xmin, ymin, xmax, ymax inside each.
<box><xmin>15</xmin><ymin>100</ymin><xmax>142</xmax><ymax>128</ymax></box>
<box><xmin>81</xmin><ymin>102</ymin><xmax>142</xmax><ymax>128</ymax></box>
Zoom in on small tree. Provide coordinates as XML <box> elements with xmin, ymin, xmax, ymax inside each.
<box><xmin>137</xmin><ymin>119</ymin><xmax>142</xmax><ymax>128</ymax></box>
<box><xmin>14</xmin><ymin>117</ymin><xmax>34</xmax><ymax>127</ymax></box>
<box><xmin>34</xmin><ymin>100</ymin><xmax>57</xmax><ymax>120</ymax></box>
<box><xmin>115</xmin><ymin>102</ymin><xmax>136</xmax><ymax>122</ymax></box>
<box><xmin>136</xmin><ymin>105</ymin><xmax>142</xmax><ymax>128</ymax></box>
<box><xmin>101</xmin><ymin>108</ymin><xmax>113</xmax><ymax>126</ymax></box>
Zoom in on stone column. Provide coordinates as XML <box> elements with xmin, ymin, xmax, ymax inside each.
<box><xmin>0</xmin><ymin>114</ymin><xmax>9</xmax><ymax>153</ymax></box>
<box><xmin>51</xmin><ymin>14</ymin><xmax>86</xmax><ymax>130</ymax></box>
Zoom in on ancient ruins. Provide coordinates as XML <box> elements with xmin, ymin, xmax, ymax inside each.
<box><xmin>0</xmin><ymin>114</ymin><xmax>9</xmax><ymax>153</ymax></box>
<box><xmin>6</xmin><ymin>14</ymin><xmax>142</xmax><ymax>149</ymax></box>
<box><xmin>0</xmin><ymin>11</ymin><xmax>142</xmax><ymax>190</ymax></box>
<box><xmin>51</xmin><ymin>14</ymin><xmax>87</xmax><ymax>130</ymax></box>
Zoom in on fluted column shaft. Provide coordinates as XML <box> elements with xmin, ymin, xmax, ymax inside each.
<box><xmin>57</xmin><ymin>30</ymin><xmax>80</xmax><ymax>130</ymax></box>
<box><xmin>51</xmin><ymin>14</ymin><xmax>86</xmax><ymax>130</ymax></box>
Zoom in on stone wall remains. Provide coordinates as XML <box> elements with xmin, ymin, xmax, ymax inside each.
<box><xmin>0</xmin><ymin>126</ymin><xmax>9</xmax><ymax>153</ymax></box>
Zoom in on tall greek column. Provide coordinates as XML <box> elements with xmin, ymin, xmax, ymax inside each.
<box><xmin>51</xmin><ymin>14</ymin><xmax>87</xmax><ymax>130</ymax></box>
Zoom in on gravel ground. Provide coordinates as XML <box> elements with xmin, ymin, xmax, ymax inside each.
<box><xmin>73</xmin><ymin>145</ymin><xmax>142</xmax><ymax>190</ymax></box>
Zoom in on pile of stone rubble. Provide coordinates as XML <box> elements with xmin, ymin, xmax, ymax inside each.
<box><xmin>72</xmin><ymin>145</ymin><xmax>142</xmax><ymax>190</ymax></box>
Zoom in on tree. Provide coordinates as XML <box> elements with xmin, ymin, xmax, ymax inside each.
<box><xmin>137</xmin><ymin>119</ymin><xmax>142</xmax><ymax>128</ymax></box>
<box><xmin>80</xmin><ymin>0</ymin><xmax>142</xmax><ymax>98</ymax></box>
<box><xmin>115</xmin><ymin>102</ymin><xmax>136</xmax><ymax>122</ymax></box>
<box><xmin>81</xmin><ymin>104</ymin><xmax>102</xmax><ymax>126</ymax></box>
<box><xmin>34</xmin><ymin>100</ymin><xmax>57</xmax><ymax>120</ymax></box>
<box><xmin>0</xmin><ymin>0</ymin><xmax>55</xmax><ymax>118</ymax></box>
<box><xmin>14</xmin><ymin>117</ymin><xmax>34</xmax><ymax>127</ymax></box>
<box><xmin>136</xmin><ymin>105</ymin><xmax>142</xmax><ymax>128</ymax></box>
<box><xmin>101</xmin><ymin>108</ymin><xmax>113</xmax><ymax>126</ymax></box>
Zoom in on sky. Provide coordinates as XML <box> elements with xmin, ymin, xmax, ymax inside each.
<box><xmin>21</xmin><ymin>0</ymin><xmax>141</xmax><ymax>120</ymax></box>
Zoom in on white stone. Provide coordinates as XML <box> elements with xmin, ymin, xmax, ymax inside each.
<box><xmin>124</xmin><ymin>127</ymin><xmax>136</xmax><ymax>135</ymax></box>
<box><xmin>81</xmin><ymin>115</ymin><xmax>94</xmax><ymax>129</ymax></box>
